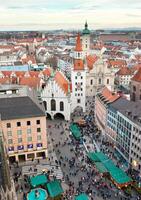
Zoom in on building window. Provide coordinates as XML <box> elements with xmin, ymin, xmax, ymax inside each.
<box><xmin>17</xmin><ymin>130</ymin><xmax>22</xmax><ymax>135</ymax></box>
<box><xmin>8</xmin><ymin>139</ymin><xmax>13</xmax><ymax>144</ymax></box>
<box><xmin>27</xmin><ymin>137</ymin><xmax>32</xmax><ymax>142</ymax></box>
<box><xmin>37</xmin><ymin>128</ymin><xmax>41</xmax><ymax>132</ymax></box>
<box><xmin>133</xmin><ymin>86</ymin><xmax>136</xmax><ymax>91</ymax></box>
<box><xmin>78</xmin><ymin>52</ymin><xmax>80</xmax><ymax>57</ymax></box>
<box><xmin>51</xmin><ymin>99</ymin><xmax>56</xmax><ymax>111</ymax></box>
<box><xmin>90</xmin><ymin>79</ymin><xmax>93</xmax><ymax>85</ymax></box>
<box><xmin>60</xmin><ymin>101</ymin><xmax>64</xmax><ymax>111</ymax></box>
<box><xmin>81</xmin><ymin>76</ymin><xmax>83</xmax><ymax>79</ymax></box>
<box><xmin>37</xmin><ymin>135</ymin><xmax>41</xmax><ymax>141</ymax></box>
<box><xmin>75</xmin><ymin>88</ymin><xmax>77</xmax><ymax>91</ymax></box>
<box><xmin>99</xmin><ymin>78</ymin><xmax>101</xmax><ymax>84</ymax></box>
<box><xmin>107</xmin><ymin>79</ymin><xmax>109</xmax><ymax>84</ymax></box>
<box><xmin>77</xmin><ymin>99</ymin><xmax>81</xmax><ymax>103</ymax></box>
<box><xmin>27</xmin><ymin>129</ymin><xmax>31</xmax><ymax>134</ymax></box>
<box><xmin>18</xmin><ymin>138</ymin><xmax>22</xmax><ymax>143</ymax></box>
<box><xmin>81</xmin><ymin>88</ymin><xmax>83</xmax><ymax>91</ymax></box>
<box><xmin>75</xmin><ymin>76</ymin><xmax>77</xmax><ymax>79</ymax></box>
<box><xmin>43</xmin><ymin>101</ymin><xmax>47</xmax><ymax>110</ymax></box>
<box><xmin>36</xmin><ymin>120</ymin><xmax>40</xmax><ymax>125</ymax></box>
<box><xmin>7</xmin><ymin>123</ymin><xmax>11</xmax><ymax>128</ymax></box>
<box><xmin>27</xmin><ymin>121</ymin><xmax>31</xmax><ymax>126</ymax></box>
<box><xmin>7</xmin><ymin>131</ymin><xmax>12</xmax><ymax>137</ymax></box>
<box><xmin>17</xmin><ymin>122</ymin><xmax>21</xmax><ymax>127</ymax></box>
<box><xmin>85</xmin><ymin>44</ymin><xmax>87</xmax><ymax>48</ymax></box>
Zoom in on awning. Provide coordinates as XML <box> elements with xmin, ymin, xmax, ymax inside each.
<box><xmin>70</xmin><ymin>123</ymin><xmax>82</xmax><ymax>140</ymax></box>
<box><xmin>29</xmin><ymin>174</ymin><xmax>48</xmax><ymax>188</ymax></box>
<box><xmin>27</xmin><ymin>188</ymin><xmax>48</xmax><ymax>200</ymax></box>
<box><xmin>75</xmin><ymin>193</ymin><xmax>89</xmax><ymax>200</ymax></box>
<box><xmin>46</xmin><ymin>179</ymin><xmax>64</xmax><ymax>198</ymax></box>
<box><xmin>95</xmin><ymin>162</ymin><xmax>108</xmax><ymax>173</ymax></box>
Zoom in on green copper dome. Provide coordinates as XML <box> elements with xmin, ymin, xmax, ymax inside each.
<box><xmin>82</xmin><ymin>21</ymin><xmax>90</xmax><ymax>35</ymax></box>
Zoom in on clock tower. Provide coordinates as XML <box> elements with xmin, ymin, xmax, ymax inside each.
<box><xmin>71</xmin><ymin>33</ymin><xmax>86</xmax><ymax>113</ymax></box>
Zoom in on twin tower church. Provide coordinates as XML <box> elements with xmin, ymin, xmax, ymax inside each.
<box><xmin>41</xmin><ymin>22</ymin><xmax>115</xmax><ymax>120</ymax></box>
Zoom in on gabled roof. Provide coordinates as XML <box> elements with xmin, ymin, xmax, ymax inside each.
<box><xmin>100</xmin><ymin>87</ymin><xmax>120</xmax><ymax>103</ymax></box>
<box><xmin>43</xmin><ymin>68</ymin><xmax>51</xmax><ymax>76</ymax></box>
<box><xmin>86</xmin><ymin>55</ymin><xmax>98</xmax><ymax>70</ymax></box>
<box><xmin>74</xmin><ymin>59</ymin><xmax>84</xmax><ymax>70</ymax></box>
<box><xmin>132</xmin><ymin>67</ymin><xmax>141</xmax><ymax>82</ymax></box>
<box><xmin>116</xmin><ymin>67</ymin><xmax>132</xmax><ymax>76</ymax></box>
<box><xmin>19</xmin><ymin>77</ymin><xmax>40</xmax><ymax>89</ymax></box>
<box><xmin>75</xmin><ymin>33</ymin><xmax>82</xmax><ymax>52</ymax></box>
<box><xmin>54</xmin><ymin>71</ymin><xmax>70</xmax><ymax>94</ymax></box>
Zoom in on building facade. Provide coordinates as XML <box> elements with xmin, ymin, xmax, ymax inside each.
<box><xmin>0</xmin><ymin>96</ymin><xmax>47</xmax><ymax>162</ymax></box>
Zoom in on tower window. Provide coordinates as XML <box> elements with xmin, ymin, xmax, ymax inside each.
<box><xmin>90</xmin><ymin>79</ymin><xmax>93</xmax><ymax>85</ymax></box>
<box><xmin>107</xmin><ymin>79</ymin><xmax>109</xmax><ymax>84</ymax></box>
<box><xmin>85</xmin><ymin>44</ymin><xmax>87</xmax><ymax>48</ymax></box>
<box><xmin>99</xmin><ymin>78</ymin><xmax>101</xmax><ymax>84</ymax></box>
<box><xmin>77</xmin><ymin>99</ymin><xmax>81</xmax><ymax>103</ymax></box>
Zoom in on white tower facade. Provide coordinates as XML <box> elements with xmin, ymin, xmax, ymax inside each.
<box><xmin>71</xmin><ymin>34</ymin><xmax>86</xmax><ymax>113</ymax></box>
<box><xmin>82</xmin><ymin>21</ymin><xmax>91</xmax><ymax>55</ymax></box>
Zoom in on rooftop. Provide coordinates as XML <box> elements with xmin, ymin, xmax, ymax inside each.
<box><xmin>0</xmin><ymin>96</ymin><xmax>45</xmax><ymax>120</ymax></box>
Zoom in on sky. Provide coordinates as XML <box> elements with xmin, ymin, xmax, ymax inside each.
<box><xmin>0</xmin><ymin>0</ymin><xmax>141</xmax><ymax>30</ymax></box>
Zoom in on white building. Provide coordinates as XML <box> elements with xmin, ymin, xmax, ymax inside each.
<box><xmin>41</xmin><ymin>70</ymin><xmax>71</xmax><ymax>121</ymax></box>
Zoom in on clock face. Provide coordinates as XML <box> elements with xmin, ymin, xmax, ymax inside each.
<box><xmin>77</xmin><ymin>72</ymin><xmax>81</xmax><ymax>76</ymax></box>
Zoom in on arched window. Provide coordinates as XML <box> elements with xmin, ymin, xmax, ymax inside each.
<box><xmin>90</xmin><ymin>79</ymin><xmax>93</xmax><ymax>85</ymax></box>
<box><xmin>51</xmin><ymin>99</ymin><xmax>56</xmax><ymax>111</ymax></box>
<box><xmin>99</xmin><ymin>78</ymin><xmax>101</xmax><ymax>84</ymax></box>
<box><xmin>78</xmin><ymin>52</ymin><xmax>80</xmax><ymax>58</ymax></box>
<box><xmin>43</xmin><ymin>101</ymin><xmax>47</xmax><ymax>110</ymax></box>
<box><xmin>60</xmin><ymin>101</ymin><xmax>64</xmax><ymax>111</ymax></box>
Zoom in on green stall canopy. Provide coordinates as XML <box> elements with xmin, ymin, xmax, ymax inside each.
<box><xmin>29</xmin><ymin>174</ymin><xmax>48</xmax><ymax>188</ymax></box>
<box><xmin>46</xmin><ymin>179</ymin><xmax>64</xmax><ymax>198</ymax></box>
<box><xmin>70</xmin><ymin>123</ymin><xmax>82</xmax><ymax>140</ymax></box>
<box><xmin>75</xmin><ymin>193</ymin><xmax>89</xmax><ymax>200</ymax></box>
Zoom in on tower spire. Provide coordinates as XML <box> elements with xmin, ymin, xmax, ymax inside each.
<box><xmin>85</xmin><ymin>20</ymin><xmax>88</xmax><ymax>29</ymax></box>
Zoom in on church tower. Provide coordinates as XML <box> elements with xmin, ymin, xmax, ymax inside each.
<box><xmin>71</xmin><ymin>33</ymin><xmax>86</xmax><ymax>113</ymax></box>
<box><xmin>82</xmin><ymin>21</ymin><xmax>91</xmax><ymax>55</ymax></box>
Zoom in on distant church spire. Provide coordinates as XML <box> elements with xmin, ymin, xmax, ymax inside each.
<box><xmin>85</xmin><ymin>21</ymin><xmax>88</xmax><ymax>29</ymax></box>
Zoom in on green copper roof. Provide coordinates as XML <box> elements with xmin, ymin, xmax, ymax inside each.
<box><xmin>82</xmin><ymin>21</ymin><xmax>90</xmax><ymax>35</ymax></box>
<box><xmin>82</xmin><ymin>28</ymin><xmax>90</xmax><ymax>35</ymax></box>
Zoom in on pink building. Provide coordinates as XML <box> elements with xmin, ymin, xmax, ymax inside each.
<box><xmin>95</xmin><ymin>87</ymin><xmax>120</xmax><ymax>136</ymax></box>
<box><xmin>0</xmin><ymin>96</ymin><xmax>47</xmax><ymax>162</ymax></box>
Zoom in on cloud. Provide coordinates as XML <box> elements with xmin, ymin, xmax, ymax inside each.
<box><xmin>0</xmin><ymin>0</ymin><xmax>141</xmax><ymax>29</ymax></box>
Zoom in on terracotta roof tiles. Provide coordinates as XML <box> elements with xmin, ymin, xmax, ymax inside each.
<box><xmin>54</xmin><ymin>71</ymin><xmax>69</xmax><ymax>94</ymax></box>
<box><xmin>132</xmin><ymin>67</ymin><xmax>141</xmax><ymax>82</ymax></box>
<box><xmin>75</xmin><ymin>33</ymin><xmax>82</xmax><ymax>52</ymax></box>
<box><xmin>74</xmin><ymin>59</ymin><xmax>84</xmax><ymax>70</ymax></box>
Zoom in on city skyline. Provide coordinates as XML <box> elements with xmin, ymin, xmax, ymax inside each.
<box><xmin>0</xmin><ymin>0</ymin><xmax>141</xmax><ymax>30</ymax></box>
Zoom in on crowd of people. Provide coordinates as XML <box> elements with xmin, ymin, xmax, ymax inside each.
<box><xmin>49</xmin><ymin>119</ymin><xmax>140</xmax><ymax>200</ymax></box>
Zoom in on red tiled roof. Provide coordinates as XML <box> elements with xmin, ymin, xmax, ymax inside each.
<box><xmin>19</xmin><ymin>77</ymin><xmax>40</xmax><ymax>89</ymax></box>
<box><xmin>101</xmin><ymin>87</ymin><xmax>120</xmax><ymax>103</ymax></box>
<box><xmin>29</xmin><ymin>71</ymin><xmax>40</xmax><ymax>77</ymax></box>
<box><xmin>54</xmin><ymin>71</ymin><xmax>69</xmax><ymax>94</ymax></box>
<box><xmin>132</xmin><ymin>67</ymin><xmax>141</xmax><ymax>82</ymax></box>
<box><xmin>116</xmin><ymin>67</ymin><xmax>132</xmax><ymax>76</ymax></box>
<box><xmin>75</xmin><ymin>33</ymin><xmax>82</xmax><ymax>52</ymax></box>
<box><xmin>15</xmin><ymin>71</ymin><xmax>25</xmax><ymax>77</ymax></box>
<box><xmin>108</xmin><ymin>59</ymin><xmax>127</xmax><ymax>68</ymax></box>
<box><xmin>74</xmin><ymin>59</ymin><xmax>84</xmax><ymax>70</ymax></box>
<box><xmin>0</xmin><ymin>78</ymin><xmax>10</xmax><ymax>84</ymax></box>
<box><xmin>2</xmin><ymin>71</ymin><xmax>12</xmax><ymax>77</ymax></box>
<box><xmin>43</xmin><ymin>68</ymin><xmax>51</xmax><ymax>76</ymax></box>
<box><xmin>21</xmin><ymin>55</ymin><xmax>36</xmax><ymax>64</ymax></box>
<box><xmin>86</xmin><ymin>55</ymin><xmax>98</xmax><ymax>70</ymax></box>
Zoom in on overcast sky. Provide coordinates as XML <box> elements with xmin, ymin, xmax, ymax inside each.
<box><xmin>0</xmin><ymin>0</ymin><xmax>141</xmax><ymax>30</ymax></box>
